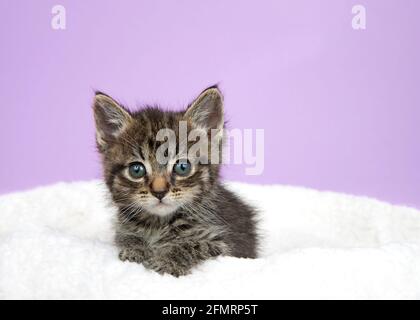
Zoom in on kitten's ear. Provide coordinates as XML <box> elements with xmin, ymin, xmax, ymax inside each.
<box><xmin>93</xmin><ymin>92</ymin><xmax>132</xmax><ymax>150</ymax></box>
<box><xmin>184</xmin><ymin>86</ymin><xmax>224</xmax><ymax>130</ymax></box>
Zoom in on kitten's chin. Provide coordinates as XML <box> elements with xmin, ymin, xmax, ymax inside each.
<box><xmin>145</xmin><ymin>202</ymin><xmax>179</xmax><ymax>217</ymax></box>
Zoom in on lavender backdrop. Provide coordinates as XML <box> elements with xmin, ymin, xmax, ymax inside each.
<box><xmin>0</xmin><ymin>0</ymin><xmax>419</xmax><ymax>207</ymax></box>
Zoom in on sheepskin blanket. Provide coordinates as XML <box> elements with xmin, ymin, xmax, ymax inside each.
<box><xmin>1</xmin><ymin>181</ymin><xmax>420</xmax><ymax>299</ymax></box>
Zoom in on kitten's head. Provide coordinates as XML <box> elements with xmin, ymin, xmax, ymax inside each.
<box><xmin>93</xmin><ymin>86</ymin><xmax>224</xmax><ymax>218</ymax></box>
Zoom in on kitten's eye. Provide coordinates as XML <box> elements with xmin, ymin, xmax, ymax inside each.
<box><xmin>128</xmin><ymin>162</ymin><xmax>146</xmax><ymax>179</ymax></box>
<box><xmin>173</xmin><ymin>160</ymin><xmax>192</xmax><ymax>176</ymax></box>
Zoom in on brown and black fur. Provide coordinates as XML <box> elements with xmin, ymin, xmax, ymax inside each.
<box><xmin>93</xmin><ymin>86</ymin><xmax>258</xmax><ymax>277</ymax></box>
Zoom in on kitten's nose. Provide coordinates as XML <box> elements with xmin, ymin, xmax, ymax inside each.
<box><xmin>150</xmin><ymin>176</ymin><xmax>169</xmax><ymax>200</ymax></box>
<box><xmin>151</xmin><ymin>190</ymin><xmax>168</xmax><ymax>200</ymax></box>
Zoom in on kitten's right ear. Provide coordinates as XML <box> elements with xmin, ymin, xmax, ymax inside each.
<box><xmin>93</xmin><ymin>92</ymin><xmax>132</xmax><ymax>150</ymax></box>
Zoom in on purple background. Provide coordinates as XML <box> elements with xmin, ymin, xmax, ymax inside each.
<box><xmin>1</xmin><ymin>0</ymin><xmax>419</xmax><ymax>207</ymax></box>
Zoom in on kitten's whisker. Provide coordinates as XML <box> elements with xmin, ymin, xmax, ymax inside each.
<box><xmin>119</xmin><ymin>202</ymin><xmax>142</xmax><ymax>224</ymax></box>
<box><xmin>180</xmin><ymin>201</ymin><xmax>220</xmax><ymax>226</ymax></box>
<box><xmin>123</xmin><ymin>207</ymin><xmax>143</xmax><ymax>225</ymax></box>
<box><xmin>187</xmin><ymin>200</ymin><xmax>230</xmax><ymax>230</ymax></box>
<box><xmin>197</xmin><ymin>199</ymin><xmax>230</xmax><ymax>227</ymax></box>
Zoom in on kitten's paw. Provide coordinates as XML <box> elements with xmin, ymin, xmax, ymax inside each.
<box><xmin>118</xmin><ymin>248</ymin><xmax>146</xmax><ymax>264</ymax></box>
<box><xmin>143</xmin><ymin>258</ymin><xmax>191</xmax><ymax>277</ymax></box>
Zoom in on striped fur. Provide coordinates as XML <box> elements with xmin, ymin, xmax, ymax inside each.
<box><xmin>94</xmin><ymin>86</ymin><xmax>258</xmax><ymax>277</ymax></box>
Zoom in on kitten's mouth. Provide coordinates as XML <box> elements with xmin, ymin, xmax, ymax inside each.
<box><xmin>146</xmin><ymin>199</ymin><xmax>178</xmax><ymax>217</ymax></box>
<box><xmin>156</xmin><ymin>202</ymin><xmax>168</xmax><ymax>207</ymax></box>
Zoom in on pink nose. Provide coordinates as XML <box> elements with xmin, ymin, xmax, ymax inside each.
<box><xmin>150</xmin><ymin>176</ymin><xmax>169</xmax><ymax>200</ymax></box>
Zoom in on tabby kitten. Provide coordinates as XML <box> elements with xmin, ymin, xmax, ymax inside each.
<box><xmin>94</xmin><ymin>86</ymin><xmax>258</xmax><ymax>277</ymax></box>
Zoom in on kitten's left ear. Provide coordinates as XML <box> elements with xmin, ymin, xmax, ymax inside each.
<box><xmin>93</xmin><ymin>92</ymin><xmax>132</xmax><ymax>150</ymax></box>
<box><xmin>184</xmin><ymin>86</ymin><xmax>224</xmax><ymax>130</ymax></box>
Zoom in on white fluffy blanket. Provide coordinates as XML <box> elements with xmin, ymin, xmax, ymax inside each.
<box><xmin>1</xmin><ymin>181</ymin><xmax>420</xmax><ymax>299</ymax></box>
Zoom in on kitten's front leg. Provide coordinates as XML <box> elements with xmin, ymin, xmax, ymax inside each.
<box><xmin>143</xmin><ymin>239</ymin><xmax>230</xmax><ymax>277</ymax></box>
<box><xmin>116</xmin><ymin>232</ymin><xmax>151</xmax><ymax>264</ymax></box>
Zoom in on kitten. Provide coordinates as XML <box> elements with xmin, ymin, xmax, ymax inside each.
<box><xmin>93</xmin><ymin>86</ymin><xmax>258</xmax><ymax>277</ymax></box>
